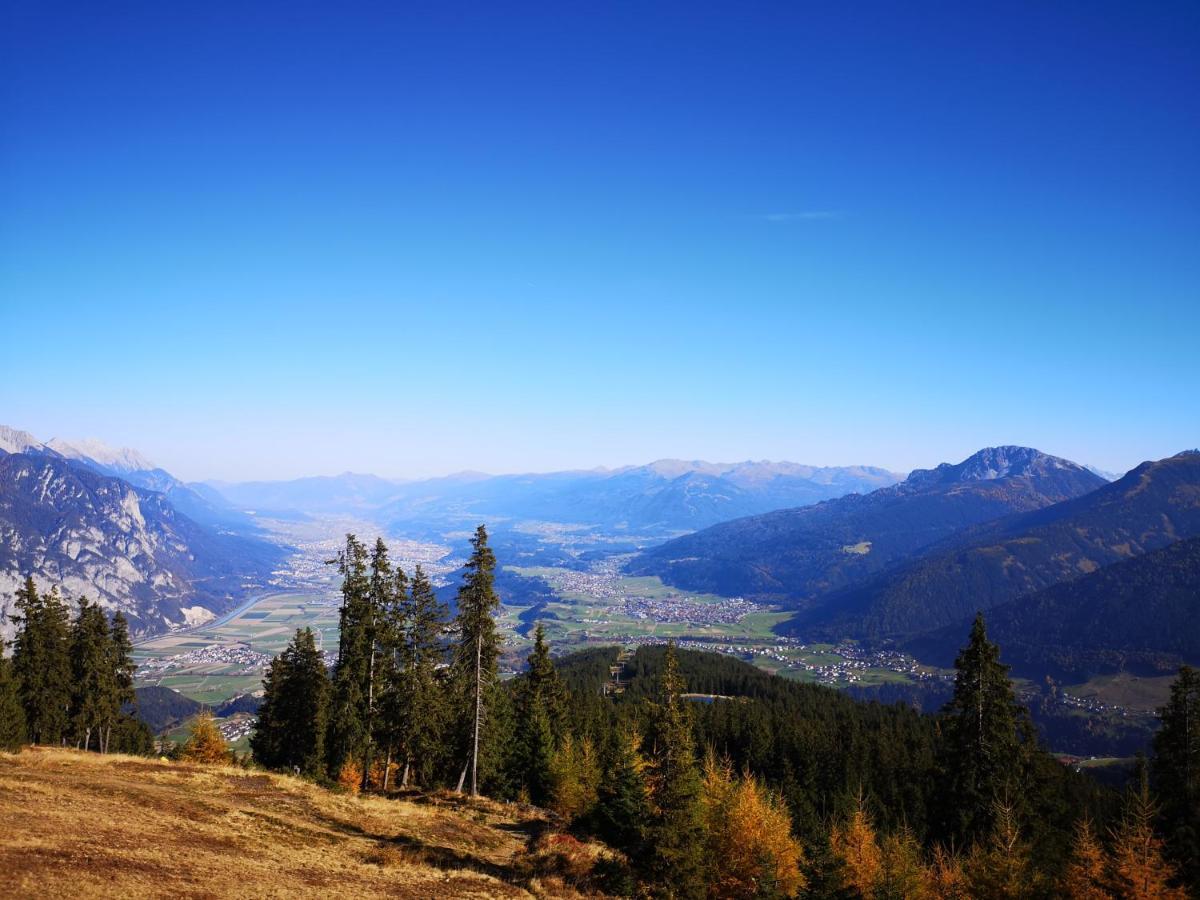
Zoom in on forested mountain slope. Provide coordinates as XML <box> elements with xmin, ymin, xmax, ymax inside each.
<box><xmin>626</xmin><ymin>446</ymin><xmax>1104</xmax><ymax>599</ymax></box>
<box><xmin>797</xmin><ymin>450</ymin><xmax>1200</xmax><ymax>640</ymax></box>
<box><xmin>908</xmin><ymin>535</ymin><xmax>1200</xmax><ymax>678</ymax></box>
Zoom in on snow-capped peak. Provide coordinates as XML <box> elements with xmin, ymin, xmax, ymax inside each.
<box><xmin>47</xmin><ymin>437</ymin><xmax>157</xmax><ymax>473</ymax></box>
<box><xmin>0</xmin><ymin>425</ymin><xmax>49</xmax><ymax>455</ymax></box>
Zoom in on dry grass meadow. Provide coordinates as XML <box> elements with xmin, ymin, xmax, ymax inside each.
<box><xmin>0</xmin><ymin>747</ymin><xmax>617</xmax><ymax>899</ymax></box>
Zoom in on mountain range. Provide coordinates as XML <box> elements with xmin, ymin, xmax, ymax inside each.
<box><xmin>626</xmin><ymin>446</ymin><xmax>1105</xmax><ymax>598</ymax></box>
<box><xmin>209</xmin><ymin>460</ymin><xmax>904</xmax><ymax>534</ymax></box>
<box><xmin>628</xmin><ymin>446</ymin><xmax>1200</xmax><ymax>677</ymax></box>
<box><xmin>5</xmin><ymin>423</ymin><xmax>1196</xmax><ymax>682</ymax></box>
<box><xmin>796</xmin><ymin>450</ymin><xmax>1200</xmax><ymax>640</ymax></box>
<box><xmin>0</xmin><ymin>427</ymin><xmax>285</xmax><ymax>639</ymax></box>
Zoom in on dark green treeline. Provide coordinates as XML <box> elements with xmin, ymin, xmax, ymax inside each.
<box><xmin>3</xmin><ymin>576</ymin><xmax>150</xmax><ymax>754</ymax></box>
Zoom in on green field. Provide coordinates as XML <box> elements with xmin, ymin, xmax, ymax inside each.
<box><xmin>134</xmin><ymin>592</ymin><xmax>339</xmax><ymax>703</ymax></box>
<box><xmin>136</xmin><ymin>577</ymin><xmax>929</xmax><ymax>706</ymax></box>
<box><xmin>504</xmin><ymin>566</ymin><xmax>795</xmax><ymax>647</ymax></box>
<box><xmin>1066</xmin><ymin>671</ymin><xmax>1176</xmax><ymax>712</ymax></box>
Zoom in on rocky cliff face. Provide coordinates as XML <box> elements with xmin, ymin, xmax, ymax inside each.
<box><xmin>0</xmin><ymin>450</ymin><xmax>285</xmax><ymax>639</ymax></box>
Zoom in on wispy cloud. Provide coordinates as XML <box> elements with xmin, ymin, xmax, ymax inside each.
<box><xmin>760</xmin><ymin>210</ymin><xmax>844</xmax><ymax>223</ymax></box>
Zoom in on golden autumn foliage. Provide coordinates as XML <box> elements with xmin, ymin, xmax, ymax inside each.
<box><xmin>548</xmin><ymin>734</ymin><xmax>601</xmax><ymax>819</ymax></box>
<box><xmin>964</xmin><ymin>799</ymin><xmax>1042</xmax><ymax>899</ymax></box>
<box><xmin>1107</xmin><ymin>782</ymin><xmax>1187</xmax><ymax>900</ymax></box>
<box><xmin>180</xmin><ymin>711</ymin><xmax>229</xmax><ymax>764</ymax></box>
<box><xmin>830</xmin><ymin>794</ymin><xmax>882</xmax><ymax>896</ymax></box>
<box><xmin>1063</xmin><ymin>817</ymin><xmax>1114</xmax><ymax>900</ymax></box>
<box><xmin>926</xmin><ymin>844</ymin><xmax>968</xmax><ymax>900</ymax></box>
<box><xmin>878</xmin><ymin>827</ymin><xmax>932</xmax><ymax>899</ymax></box>
<box><xmin>338</xmin><ymin>759</ymin><xmax>363</xmax><ymax>794</ymax></box>
<box><xmin>829</xmin><ymin>794</ymin><xmax>973</xmax><ymax>900</ymax></box>
<box><xmin>701</xmin><ymin>752</ymin><xmax>806</xmax><ymax>899</ymax></box>
<box><xmin>367</xmin><ymin>757</ymin><xmax>400</xmax><ymax>791</ymax></box>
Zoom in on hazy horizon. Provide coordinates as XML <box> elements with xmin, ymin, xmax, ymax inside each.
<box><xmin>1</xmin><ymin>420</ymin><xmax>1170</xmax><ymax>484</ymax></box>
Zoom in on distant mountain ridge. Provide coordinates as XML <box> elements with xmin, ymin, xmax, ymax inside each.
<box><xmin>46</xmin><ymin>436</ymin><xmax>157</xmax><ymax>474</ymax></box>
<box><xmin>799</xmin><ymin>450</ymin><xmax>1200</xmax><ymax>640</ymax></box>
<box><xmin>626</xmin><ymin>446</ymin><xmax>1105</xmax><ymax>598</ymax></box>
<box><xmin>206</xmin><ymin>458</ymin><xmax>904</xmax><ymax>534</ymax></box>
<box><xmin>8</xmin><ymin>431</ymin><xmax>259</xmax><ymax>534</ymax></box>
<box><xmin>376</xmin><ymin>459</ymin><xmax>904</xmax><ymax>534</ymax></box>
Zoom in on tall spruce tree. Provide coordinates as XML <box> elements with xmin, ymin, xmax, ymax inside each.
<box><xmin>252</xmin><ymin>627</ymin><xmax>330</xmax><ymax>775</ymax></box>
<box><xmin>937</xmin><ymin>613</ymin><xmax>1030</xmax><ymax>848</ymax></box>
<box><xmin>0</xmin><ymin>654</ymin><xmax>27</xmax><ymax>751</ymax></box>
<box><xmin>590</xmin><ymin>726</ymin><xmax>651</xmax><ymax>861</ymax></box>
<box><xmin>643</xmin><ymin>642</ymin><xmax>707</xmax><ymax>899</ymax></box>
<box><xmin>513</xmin><ymin>623</ymin><xmax>565</xmax><ymax>805</ymax></box>
<box><xmin>69</xmin><ymin>599</ymin><xmax>118</xmax><ymax>752</ymax></box>
<box><xmin>358</xmin><ymin>538</ymin><xmax>396</xmax><ymax>790</ymax></box>
<box><xmin>10</xmin><ymin>579</ymin><xmax>71</xmax><ymax>745</ymax></box>
<box><xmin>107</xmin><ymin>612</ymin><xmax>137</xmax><ymax>754</ymax></box>
<box><xmin>1152</xmin><ymin>665</ymin><xmax>1200</xmax><ymax>887</ymax></box>
<box><xmin>452</xmin><ymin>524</ymin><xmax>501</xmax><ymax>796</ymax></box>
<box><xmin>326</xmin><ymin>534</ymin><xmax>371</xmax><ymax>778</ymax></box>
<box><xmin>375</xmin><ymin>562</ymin><xmax>409</xmax><ymax>789</ymax></box>
<box><xmin>392</xmin><ymin>564</ymin><xmax>447</xmax><ymax>788</ymax></box>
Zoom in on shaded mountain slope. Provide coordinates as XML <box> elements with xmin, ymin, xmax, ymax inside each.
<box><xmin>626</xmin><ymin>447</ymin><xmax>1104</xmax><ymax>599</ymax></box>
<box><xmin>800</xmin><ymin>451</ymin><xmax>1200</xmax><ymax>640</ymax></box>
<box><xmin>907</xmin><ymin>535</ymin><xmax>1200</xmax><ymax>678</ymax></box>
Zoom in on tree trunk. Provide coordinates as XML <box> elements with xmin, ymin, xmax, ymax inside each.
<box><xmin>471</xmin><ymin>632</ymin><xmax>482</xmax><ymax>797</ymax></box>
<box><xmin>401</xmin><ymin>759</ymin><xmax>410</xmax><ymax>789</ymax></box>
<box><xmin>456</xmin><ymin>761</ymin><xmax>468</xmax><ymax>794</ymax></box>
<box><xmin>361</xmin><ymin>635</ymin><xmax>376</xmax><ymax>794</ymax></box>
<box><xmin>382</xmin><ymin>747</ymin><xmax>392</xmax><ymax>791</ymax></box>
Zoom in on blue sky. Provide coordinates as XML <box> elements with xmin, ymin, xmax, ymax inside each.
<box><xmin>2</xmin><ymin>1</ymin><xmax>1197</xmax><ymax>481</ymax></box>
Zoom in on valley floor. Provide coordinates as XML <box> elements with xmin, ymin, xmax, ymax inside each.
<box><xmin>0</xmin><ymin>747</ymin><xmax>601</xmax><ymax>899</ymax></box>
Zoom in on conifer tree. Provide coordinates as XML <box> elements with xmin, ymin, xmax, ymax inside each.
<box><xmin>69</xmin><ymin>598</ymin><xmax>117</xmax><ymax>752</ymax></box>
<box><xmin>374</xmin><ymin>561</ymin><xmax>409</xmax><ymax>788</ymax></box>
<box><xmin>876</xmin><ymin>828</ymin><xmax>928</xmax><ymax>900</ymax></box>
<box><xmin>830</xmin><ymin>793</ymin><xmax>882</xmax><ymax>897</ymax></box>
<box><xmin>0</xmin><ymin>655</ymin><xmax>27</xmax><ymax>751</ymax></box>
<box><xmin>936</xmin><ymin>613</ymin><xmax>1028</xmax><ymax>847</ymax></box>
<box><xmin>358</xmin><ymin>538</ymin><xmax>395</xmax><ymax>790</ymax></box>
<box><xmin>514</xmin><ymin>623</ymin><xmax>565</xmax><ymax>805</ymax></box>
<box><xmin>181</xmin><ymin>710</ymin><xmax>229</xmax><ymax>764</ymax></box>
<box><xmin>326</xmin><ymin>534</ymin><xmax>370</xmax><ymax>778</ymax></box>
<box><xmin>10</xmin><ymin>579</ymin><xmax>71</xmax><ymax>745</ymax></box>
<box><xmin>107</xmin><ymin>612</ymin><xmax>137</xmax><ymax>754</ymax></box>
<box><xmin>252</xmin><ymin>627</ymin><xmax>330</xmax><ymax>775</ymax></box>
<box><xmin>549</xmin><ymin>733</ymin><xmax>601</xmax><ymax>818</ymax></box>
<box><xmin>1151</xmin><ymin>665</ymin><xmax>1199</xmax><ymax>887</ymax></box>
<box><xmin>702</xmin><ymin>752</ymin><xmax>806</xmax><ymax>899</ymax></box>
<box><xmin>590</xmin><ymin>726</ymin><xmax>650</xmax><ymax>859</ymax></box>
<box><xmin>643</xmin><ymin>642</ymin><xmax>706</xmax><ymax>899</ymax></box>
<box><xmin>964</xmin><ymin>797</ymin><xmax>1041</xmax><ymax>899</ymax></box>
<box><xmin>394</xmin><ymin>565</ymin><xmax>448</xmax><ymax>787</ymax></box>
<box><xmin>451</xmin><ymin>524</ymin><xmax>500</xmax><ymax>796</ymax></box>
<box><xmin>1062</xmin><ymin>817</ymin><xmax>1113</xmax><ymax>900</ymax></box>
<box><xmin>1108</xmin><ymin>771</ymin><xmax>1187</xmax><ymax>900</ymax></box>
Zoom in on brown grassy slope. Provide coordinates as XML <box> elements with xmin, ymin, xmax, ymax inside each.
<box><xmin>0</xmin><ymin>747</ymin><xmax>605</xmax><ymax>899</ymax></box>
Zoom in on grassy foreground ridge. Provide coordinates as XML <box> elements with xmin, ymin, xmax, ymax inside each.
<box><xmin>0</xmin><ymin>747</ymin><xmax>613</xmax><ymax>898</ymax></box>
